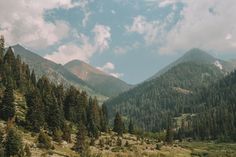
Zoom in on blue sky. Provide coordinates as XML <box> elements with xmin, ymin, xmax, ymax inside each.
<box><xmin>1</xmin><ymin>0</ymin><xmax>236</xmax><ymax>84</ymax></box>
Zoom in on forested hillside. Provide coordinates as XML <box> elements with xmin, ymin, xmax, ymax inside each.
<box><xmin>179</xmin><ymin>70</ymin><xmax>236</xmax><ymax>141</ymax></box>
<box><xmin>106</xmin><ymin>61</ymin><xmax>225</xmax><ymax>131</ymax></box>
<box><xmin>0</xmin><ymin>36</ymin><xmax>108</xmax><ymax>156</ymax></box>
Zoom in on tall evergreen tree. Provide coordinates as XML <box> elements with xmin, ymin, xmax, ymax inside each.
<box><xmin>0</xmin><ymin>35</ymin><xmax>4</xmax><ymax>61</ymax></box>
<box><xmin>0</xmin><ymin>83</ymin><xmax>15</xmax><ymax>121</ymax></box>
<box><xmin>113</xmin><ymin>112</ymin><xmax>124</xmax><ymax>136</ymax></box>
<box><xmin>30</xmin><ymin>70</ymin><xmax>37</xmax><ymax>86</ymax></box>
<box><xmin>4</xmin><ymin>47</ymin><xmax>15</xmax><ymax>66</ymax></box>
<box><xmin>74</xmin><ymin>121</ymin><xmax>90</xmax><ymax>156</ymax></box>
<box><xmin>25</xmin><ymin>88</ymin><xmax>45</xmax><ymax>132</ymax></box>
<box><xmin>5</xmin><ymin>128</ymin><xmax>23</xmax><ymax>157</ymax></box>
<box><xmin>128</xmin><ymin>120</ymin><xmax>135</xmax><ymax>134</ymax></box>
<box><xmin>165</xmin><ymin>117</ymin><xmax>174</xmax><ymax>144</ymax></box>
<box><xmin>101</xmin><ymin>104</ymin><xmax>108</xmax><ymax>132</ymax></box>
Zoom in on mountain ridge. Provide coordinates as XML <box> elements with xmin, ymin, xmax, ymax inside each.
<box><xmin>64</xmin><ymin>59</ymin><xmax>132</xmax><ymax>97</ymax></box>
<box><xmin>11</xmin><ymin>44</ymin><xmax>107</xmax><ymax>101</ymax></box>
<box><xmin>148</xmin><ymin>48</ymin><xmax>234</xmax><ymax>80</ymax></box>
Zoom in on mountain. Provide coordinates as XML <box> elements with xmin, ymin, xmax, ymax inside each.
<box><xmin>64</xmin><ymin>60</ymin><xmax>132</xmax><ymax>97</ymax></box>
<box><xmin>11</xmin><ymin>44</ymin><xmax>107</xmax><ymax>101</ymax></box>
<box><xmin>149</xmin><ymin>48</ymin><xmax>234</xmax><ymax>80</ymax></box>
<box><xmin>105</xmin><ymin>49</ymin><xmax>228</xmax><ymax>131</ymax></box>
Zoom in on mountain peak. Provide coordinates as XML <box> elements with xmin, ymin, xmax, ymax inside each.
<box><xmin>182</xmin><ymin>48</ymin><xmax>215</xmax><ymax>61</ymax></box>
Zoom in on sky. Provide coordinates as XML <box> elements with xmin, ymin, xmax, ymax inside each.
<box><xmin>1</xmin><ymin>0</ymin><xmax>236</xmax><ymax>84</ymax></box>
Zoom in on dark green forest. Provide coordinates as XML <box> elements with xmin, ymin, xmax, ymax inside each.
<box><xmin>0</xmin><ymin>36</ymin><xmax>109</xmax><ymax>156</ymax></box>
<box><xmin>105</xmin><ymin>58</ymin><xmax>236</xmax><ymax>141</ymax></box>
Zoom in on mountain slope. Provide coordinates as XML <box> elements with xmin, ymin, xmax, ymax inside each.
<box><xmin>180</xmin><ymin>70</ymin><xmax>236</xmax><ymax>140</ymax></box>
<box><xmin>64</xmin><ymin>60</ymin><xmax>132</xmax><ymax>97</ymax></box>
<box><xmin>149</xmin><ymin>48</ymin><xmax>234</xmax><ymax>80</ymax></box>
<box><xmin>11</xmin><ymin>44</ymin><xmax>106</xmax><ymax>100</ymax></box>
<box><xmin>105</xmin><ymin>49</ymin><xmax>228</xmax><ymax>131</ymax></box>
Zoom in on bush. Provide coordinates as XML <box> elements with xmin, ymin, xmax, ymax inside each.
<box><xmin>37</xmin><ymin>131</ymin><xmax>52</xmax><ymax>149</ymax></box>
<box><xmin>99</xmin><ymin>139</ymin><xmax>104</xmax><ymax>148</ymax></box>
<box><xmin>156</xmin><ymin>143</ymin><xmax>162</xmax><ymax>150</ymax></box>
<box><xmin>125</xmin><ymin>141</ymin><xmax>129</xmax><ymax>147</ymax></box>
<box><xmin>53</xmin><ymin>129</ymin><xmax>63</xmax><ymax>143</ymax></box>
<box><xmin>24</xmin><ymin>144</ymin><xmax>32</xmax><ymax>157</ymax></box>
<box><xmin>116</xmin><ymin>137</ymin><xmax>122</xmax><ymax>147</ymax></box>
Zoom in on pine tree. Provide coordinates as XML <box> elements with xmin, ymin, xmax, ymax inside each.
<box><xmin>74</xmin><ymin>121</ymin><xmax>90</xmax><ymax>156</ymax></box>
<box><xmin>25</xmin><ymin>88</ymin><xmax>45</xmax><ymax>132</ymax></box>
<box><xmin>5</xmin><ymin>128</ymin><xmax>23</xmax><ymax>157</ymax></box>
<box><xmin>62</xmin><ymin>122</ymin><xmax>72</xmax><ymax>143</ymax></box>
<box><xmin>4</xmin><ymin>47</ymin><xmax>15</xmax><ymax>66</ymax></box>
<box><xmin>101</xmin><ymin>104</ymin><xmax>108</xmax><ymax>132</ymax></box>
<box><xmin>165</xmin><ymin>117</ymin><xmax>173</xmax><ymax>144</ymax></box>
<box><xmin>0</xmin><ymin>35</ymin><xmax>4</xmax><ymax>61</ymax></box>
<box><xmin>128</xmin><ymin>120</ymin><xmax>135</xmax><ymax>134</ymax></box>
<box><xmin>113</xmin><ymin>112</ymin><xmax>124</xmax><ymax>136</ymax></box>
<box><xmin>30</xmin><ymin>70</ymin><xmax>37</xmax><ymax>86</ymax></box>
<box><xmin>0</xmin><ymin>83</ymin><xmax>15</xmax><ymax>121</ymax></box>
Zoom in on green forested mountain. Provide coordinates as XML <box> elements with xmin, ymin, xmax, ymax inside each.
<box><xmin>105</xmin><ymin>49</ymin><xmax>231</xmax><ymax>131</ymax></box>
<box><xmin>11</xmin><ymin>44</ymin><xmax>107</xmax><ymax>101</ymax></box>
<box><xmin>0</xmin><ymin>38</ymin><xmax>109</xmax><ymax>156</ymax></box>
<box><xmin>64</xmin><ymin>60</ymin><xmax>132</xmax><ymax>97</ymax></box>
<box><xmin>148</xmin><ymin>48</ymin><xmax>234</xmax><ymax>80</ymax></box>
<box><xmin>179</xmin><ymin>70</ymin><xmax>236</xmax><ymax>141</ymax></box>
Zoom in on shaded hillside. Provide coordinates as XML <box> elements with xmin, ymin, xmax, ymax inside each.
<box><xmin>106</xmin><ymin>61</ymin><xmax>225</xmax><ymax>131</ymax></box>
<box><xmin>181</xmin><ymin>70</ymin><xmax>236</xmax><ymax>140</ymax></box>
<box><xmin>65</xmin><ymin>60</ymin><xmax>132</xmax><ymax>97</ymax></box>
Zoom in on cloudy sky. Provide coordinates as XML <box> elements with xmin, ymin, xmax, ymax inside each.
<box><xmin>1</xmin><ymin>0</ymin><xmax>236</xmax><ymax>84</ymax></box>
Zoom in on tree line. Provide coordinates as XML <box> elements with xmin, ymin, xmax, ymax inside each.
<box><xmin>0</xmin><ymin>36</ymin><xmax>112</xmax><ymax>156</ymax></box>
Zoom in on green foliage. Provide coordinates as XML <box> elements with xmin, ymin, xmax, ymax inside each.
<box><xmin>74</xmin><ymin>122</ymin><xmax>90</xmax><ymax>157</ymax></box>
<box><xmin>113</xmin><ymin>112</ymin><xmax>124</xmax><ymax>136</ymax></box>
<box><xmin>5</xmin><ymin>128</ymin><xmax>23</xmax><ymax>157</ymax></box>
<box><xmin>116</xmin><ymin>137</ymin><xmax>122</xmax><ymax>147</ymax></box>
<box><xmin>52</xmin><ymin>129</ymin><xmax>63</xmax><ymax>143</ymax></box>
<box><xmin>25</xmin><ymin>88</ymin><xmax>45</xmax><ymax>132</ymax></box>
<box><xmin>0</xmin><ymin>83</ymin><xmax>15</xmax><ymax>121</ymax></box>
<box><xmin>128</xmin><ymin>120</ymin><xmax>135</xmax><ymax>134</ymax></box>
<box><xmin>106</xmin><ymin>62</ymin><xmax>225</xmax><ymax>132</ymax></box>
<box><xmin>37</xmin><ymin>131</ymin><xmax>52</xmax><ymax>149</ymax></box>
<box><xmin>24</xmin><ymin>144</ymin><xmax>31</xmax><ymax>157</ymax></box>
<box><xmin>62</xmin><ymin>122</ymin><xmax>72</xmax><ymax>143</ymax></box>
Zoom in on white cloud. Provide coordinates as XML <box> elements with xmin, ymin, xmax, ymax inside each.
<box><xmin>82</xmin><ymin>11</ymin><xmax>92</xmax><ymax>27</ymax></box>
<box><xmin>45</xmin><ymin>25</ymin><xmax>111</xmax><ymax>64</ymax></box>
<box><xmin>126</xmin><ymin>13</ymin><xmax>175</xmax><ymax>45</ymax></box>
<box><xmin>126</xmin><ymin>16</ymin><xmax>160</xmax><ymax>44</ymax></box>
<box><xmin>93</xmin><ymin>25</ymin><xmax>111</xmax><ymax>51</ymax></box>
<box><xmin>97</xmin><ymin>62</ymin><xmax>124</xmax><ymax>78</ymax></box>
<box><xmin>158</xmin><ymin>0</ymin><xmax>236</xmax><ymax>54</ymax></box>
<box><xmin>97</xmin><ymin>62</ymin><xmax>115</xmax><ymax>71</ymax></box>
<box><xmin>114</xmin><ymin>42</ymin><xmax>140</xmax><ymax>55</ymax></box>
<box><xmin>225</xmin><ymin>33</ymin><xmax>232</xmax><ymax>40</ymax></box>
<box><xmin>0</xmin><ymin>0</ymin><xmax>78</xmax><ymax>49</ymax></box>
<box><xmin>158</xmin><ymin>0</ymin><xmax>179</xmax><ymax>8</ymax></box>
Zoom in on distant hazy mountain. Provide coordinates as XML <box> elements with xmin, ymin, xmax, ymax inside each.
<box><xmin>106</xmin><ymin>49</ymin><xmax>229</xmax><ymax>131</ymax></box>
<box><xmin>149</xmin><ymin>48</ymin><xmax>234</xmax><ymax>80</ymax></box>
<box><xmin>64</xmin><ymin>60</ymin><xmax>132</xmax><ymax>97</ymax></box>
<box><xmin>11</xmin><ymin>44</ymin><xmax>107</xmax><ymax>101</ymax></box>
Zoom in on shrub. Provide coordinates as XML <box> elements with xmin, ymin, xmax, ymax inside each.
<box><xmin>37</xmin><ymin>131</ymin><xmax>52</xmax><ymax>149</ymax></box>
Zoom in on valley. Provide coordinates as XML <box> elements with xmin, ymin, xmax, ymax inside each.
<box><xmin>0</xmin><ymin>37</ymin><xmax>235</xmax><ymax>157</ymax></box>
